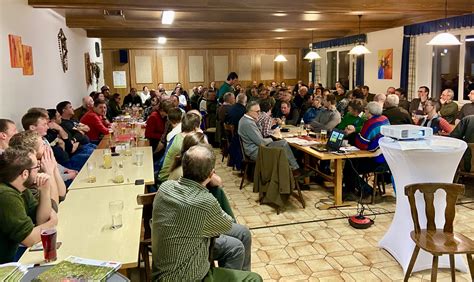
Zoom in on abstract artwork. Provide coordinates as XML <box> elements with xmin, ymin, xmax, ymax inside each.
<box><xmin>8</xmin><ymin>34</ymin><xmax>23</xmax><ymax>68</ymax></box>
<box><xmin>377</xmin><ymin>49</ymin><xmax>393</xmax><ymax>80</ymax></box>
<box><xmin>22</xmin><ymin>45</ymin><xmax>34</xmax><ymax>75</ymax></box>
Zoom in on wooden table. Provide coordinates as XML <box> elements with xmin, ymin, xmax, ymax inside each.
<box><xmin>19</xmin><ymin>184</ymin><xmax>144</xmax><ymax>269</ymax></box>
<box><xmin>69</xmin><ymin>147</ymin><xmax>154</xmax><ymax>190</ymax></box>
<box><xmin>275</xmin><ymin>126</ymin><xmax>378</xmax><ymax>208</ymax></box>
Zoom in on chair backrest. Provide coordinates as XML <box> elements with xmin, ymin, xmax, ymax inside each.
<box><xmin>137</xmin><ymin>192</ymin><xmax>157</xmax><ymax>240</ymax></box>
<box><xmin>238</xmin><ymin>135</ymin><xmax>252</xmax><ymax>162</ymax></box>
<box><xmin>467</xmin><ymin>143</ymin><xmax>474</xmax><ymax>173</ymax></box>
<box><xmin>224</xmin><ymin>123</ymin><xmax>234</xmax><ymax>138</ymax></box>
<box><xmin>404</xmin><ymin>183</ymin><xmax>464</xmax><ymax>234</ymax></box>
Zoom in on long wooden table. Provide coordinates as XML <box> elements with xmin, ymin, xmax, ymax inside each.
<box><xmin>276</xmin><ymin>126</ymin><xmax>378</xmax><ymax>208</ymax></box>
<box><xmin>19</xmin><ymin>184</ymin><xmax>144</xmax><ymax>269</ymax></box>
<box><xmin>69</xmin><ymin>147</ymin><xmax>154</xmax><ymax>190</ymax></box>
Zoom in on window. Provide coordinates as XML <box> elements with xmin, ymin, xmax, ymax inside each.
<box><xmin>431</xmin><ymin>42</ymin><xmax>460</xmax><ymax>100</ymax></box>
<box><xmin>338</xmin><ymin>51</ymin><xmax>350</xmax><ymax>90</ymax></box>
<box><xmin>463</xmin><ymin>36</ymin><xmax>474</xmax><ymax>100</ymax></box>
<box><xmin>327</xmin><ymin>51</ymin><xmax>337</xmax><ymax>89</ymax></box>
<box><xmin>326</xmin><ymin>50</ymin><xmax>352</xmax><ymax>90</ymax></box>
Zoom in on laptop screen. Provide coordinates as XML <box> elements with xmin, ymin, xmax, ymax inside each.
<box><xmin>327</xmin><ymin>129</ymin><xmax>345</xmax><ymax>151</ymax></box>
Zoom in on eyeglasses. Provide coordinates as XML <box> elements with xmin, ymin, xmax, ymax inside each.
<box><xmin>29</xmin><ymin>164</ymin><xmax>41</xmax><ymax>171</ymax></box>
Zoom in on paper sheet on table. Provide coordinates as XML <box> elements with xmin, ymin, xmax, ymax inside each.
<box><xmin>340</xmin><ymin>146</ymin><xmax>360</xmax><ymax>152</ymax></box>
<box><xmin>398</xmin><ymin>140</ymin><xmax>431</xmax><ymax>150</ymax></box>
<box><xmin>285</xmin><ymin>137</ymin><xmax>320</xmax><ymax>146</ymax></box>
<box><xmin>429</xmin><ymin>138</ymin><xmax>463</xmax><ymax>149</ymax></box>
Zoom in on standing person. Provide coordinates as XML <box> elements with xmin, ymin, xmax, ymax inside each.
<box><xmin>152</xmin><ymin>145</ymin><xmax>261</xmax><ymax>281</ymax></box>
<box><xmin>218</xmin><ymin>72</ymin><xmax>239</xmax><ymax>102</ymax></box>
<box><xmin>0</xmin><ymin>147</ymin><xmax>58</xmax><ymax>263</ymax></box>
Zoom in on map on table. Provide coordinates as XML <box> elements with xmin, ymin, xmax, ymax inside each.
<box><xmin>0</xmin><ymin>262</ymin><xmax>27</xmax><ymax>281</ymax></box>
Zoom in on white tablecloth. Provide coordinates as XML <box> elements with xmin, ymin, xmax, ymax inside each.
<box><xmin>379</xmin><ymin>136</ymin><xmax>467</xmax><ymax>274</ymax></box>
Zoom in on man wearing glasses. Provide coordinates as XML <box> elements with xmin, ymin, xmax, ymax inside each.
<box><xmin>0</xmin><ymin>148</ymin><xmax>58</xmax><ymax>263</ymax></box>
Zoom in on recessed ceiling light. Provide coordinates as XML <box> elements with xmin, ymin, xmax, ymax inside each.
<box><xmin>157</xmin><ymin>37</ymin><xmax>167</xmax><ymax>44</ymax></box>
<box><xmin>274</xmin><ymin>28</ymin><xmax>286</xmax><ymax>32</ymax></box>
<box><xmin>162</xmin><ymin>10</ymin><xmax>175</xmax><ymax>25</ymax></box>
<box><xmin>272</xmin><ymin>13</ymin><xmax>287</xmax><ymax>17</ymax></box>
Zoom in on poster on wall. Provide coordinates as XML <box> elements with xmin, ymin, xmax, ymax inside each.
<box><xmin>213</xmin><ymin>56</ymin><xmax>228</xmax><ymax>81</ymax></box>
<box><xmin>8</xmin><ymin>34</ymin><xmax>24</xmax><ymax>68</ymax></box>
<box><xmin>22</xmin><ymin>45</ymin><xmax>34</xmax><ymax>75</ymax></box>
<box><xmin>113</xmin><ymin>71</ymin><xmax>127</xmax><ymax>88</ymax></box>
<box><xmin>261</xmin><ymin>55</ymin><xmax>274</xmax><ymax>80</ymax></box>
<box><xmin>377</xmin><ymin>49</ymin><xmax>393</xmax><ymax>80</ymax></box>
<box><xmin>189</xmin><ymin>56</ymin><xmax>204</xmax><ymax>82</ymax></box>
<box><xmin>135</xmin><ymin>56</ymin><xmax>153</xmax><ymax>83</ymax></box>
<box><xmin>162</xmin><ymin>56</ymin><xmax>179</xmax><ymax>83</ymax></box>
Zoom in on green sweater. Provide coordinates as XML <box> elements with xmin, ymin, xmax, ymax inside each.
<box><xmin>440</xmin><ymin>101</ymin><xmax>458</xmax><ymax>124</ymax></box>
<box><xmin>0</xmin><ymin>183</ymin><xmax>38</xmax><ymax>263</ymax></box>
<box><xmin>336</xmin><ymin>113</ymin><xmax>367</xmax><ymax>133</ymax></box>
<box><xmin>217</xmin><ymin>82</ymin><xmax>234</xmax><ymax>100</ymax></box>
<box><xmin>159</xmin><ymin>133</ymin><xmax>184</xmax><ymax>182</ymax></box>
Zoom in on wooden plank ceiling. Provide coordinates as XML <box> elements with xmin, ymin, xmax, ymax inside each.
<box><xmin>29</xmin><ymin>0</ymin><xmax>473</xmax><ymax>49</ymax></box>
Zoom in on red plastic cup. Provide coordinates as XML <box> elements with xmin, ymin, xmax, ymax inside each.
<box><xmin>40</xmin><ymin>229</ymin><xmax>57</xmax><ymax>262</ymax></box>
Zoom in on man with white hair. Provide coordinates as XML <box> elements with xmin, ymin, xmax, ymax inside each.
<box><xmin>74</xmin><ymin>96</ymin><xmax>93</xmax><ymax>120</ymax></box>
<box><xmin>382</xmin><ymin>94</ymin><xmax>412</xmax><ymax>125</ymax></box>
<box><xmin>373</xmin><ymin>93</ymin><xmax>386</xmax><ymax>109</ymax></box>
<box><xmin>439</xmin><ymin>88</ymin><xmax>458</xmax><ymax>124</ymax></box>
<box><xmin>342</xmin><ymin>101</ymin><xmax>390</xmax><ymax>200</ymax></box>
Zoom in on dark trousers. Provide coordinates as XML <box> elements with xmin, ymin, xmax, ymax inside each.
<box><xmin>343</xmin><ymin>157</ymin><xmax>380</xmax><ymax>195</ymax></box>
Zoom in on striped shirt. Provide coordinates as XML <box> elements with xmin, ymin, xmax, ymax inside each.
<box><xmin>356</xmin><ymin>115</ymin><xmax>390</xmax><ymax>163</ymax></box>
<box><xmin>152</xmin><ymin>178</ymin><xmax>233</xmax><ymax>281</ymax></box>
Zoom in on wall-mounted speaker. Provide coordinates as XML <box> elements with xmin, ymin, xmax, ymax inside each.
<box><xmin>119</xmin><ymin>49</ymin><xmax>128</xmax><ymax>64</ymax></box>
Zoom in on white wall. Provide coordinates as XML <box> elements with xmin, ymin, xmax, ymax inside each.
<box><xmin>363</xmin><ymin>27</ymin><xmax>403</xmax><ymax>94</ymax></box>
<box><xmin>0</xmin><ymin>0</ymin><xmax>103</xmax><ymax>126</ymax></box>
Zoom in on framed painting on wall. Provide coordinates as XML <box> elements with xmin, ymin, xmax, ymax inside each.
<box><xmin>377</xmin><ymin>49</ymin><xmax>393</xmax><ymax>80</ymax></box>
<box><xmin>8</xmin><ymin>34</ymin><xmax>24</xmax><ymax>68</ymax></box>
<box><xmin>22</xmin><ymin>45</ymin><xmax>34</xmax><ymax>75</ymax></box>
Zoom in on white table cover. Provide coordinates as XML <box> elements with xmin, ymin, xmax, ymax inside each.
<box><xmin>379</xmin><ymin>136</ymin><xmax>468</xmax><ymax>274</ymax></box>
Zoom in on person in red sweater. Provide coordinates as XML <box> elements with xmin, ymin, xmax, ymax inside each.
<box><xmin>80</xmin><ymin>100</ymin><xmax>110</xmax><ymax>143</ymax></box>
<box><xmin>145</xmin><ymin>100</ymin><xmax>173</xmax><ymax>151</ymax></box>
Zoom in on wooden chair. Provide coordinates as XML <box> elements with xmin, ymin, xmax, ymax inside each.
<box><xmin>363</xmin><ymin>163</ymin><xmax>391</xmax><ymax>204</ymax></box>
<box><xmin>239</xmin><ymin>136</ymin><xmax>255</xmax><ymax>190</ymax></box>
<box><xmin>136</xmin><ymin>192</ymin><xmax>157</xmax><ymax>282</ymax></box>
<box><xmin>404</xmin><ymin>183</ymin><xmax>474</xmax><ymax>282</ymax></box>
<box><xmin>223</xmin><ymin>123</ymin><xmax>235</xmax><ymax>163</ymax></box>
<box><xmin>454</xmin><ymin>143</ymin><xmax>474</xmax><ymax>183</ymax></box>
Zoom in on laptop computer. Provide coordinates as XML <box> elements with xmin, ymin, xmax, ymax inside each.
<box><xmin>311</xmin><ymin>129</ymin><xmax>345</xmax><ymax>152</ymax></box>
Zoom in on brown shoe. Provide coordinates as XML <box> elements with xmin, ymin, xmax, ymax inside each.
<box><xmin>292</xmin><ymin>169</ymin><xmax>302</xmax><ymax>178</ymax></box>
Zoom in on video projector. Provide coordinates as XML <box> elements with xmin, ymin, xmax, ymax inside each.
<box><xmin>381</xmin><ymin>125</ymin><xmax>433</xmax><ymax>140</ymax></box>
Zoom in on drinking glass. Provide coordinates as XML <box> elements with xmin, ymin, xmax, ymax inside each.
<box><xmin>109</xmin><ymin>200</ymin><xmax>124</xmax><ymax>229</ymax></box>
<box><xmin>113</xmin><ymin>160</ymin><xmax>125</xmax><ymax>183</ymax></box>
<box><xmin>103</xmin><ymin>149</ymin><xmax>112</xmax><ymax>169</ymax></box>
<box><xmin>40</xmin><ymin>228</ymin><xmax>57</xmax><ymax>262</ymax></box>
<box><xmin>124</xmin><ymin>142</ymin><xmax>132</xmax><ymax>156</ymax></box>
<box><xmin>320</xmin><ymin>130</ymin><xmax>328</xmax><ymax>143</ymax></box>
<box><xmin>305</xmin><ymin>124</ymin><xmax>312</xmax><ymax>136</ymax></box>
<box><xmin>134</xmin><ymin>150</ymin><xmax>144</xmax><ymax>166</ymax></box>
<box><xmin>87</xmin><ymin>162</ymin><xmax>96</xmax><ymax>183</ymax></box>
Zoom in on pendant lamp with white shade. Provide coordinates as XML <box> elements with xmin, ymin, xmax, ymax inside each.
<box><xmin>274</xmin><ymin>39</ymin><xmax>287</xmax><ymax>62</ymax></box>
<box><xmin>348</xmin><ymin>15</ymin><xmax>371</xmax><ymax>56</ymax></box>
<box><xmin>427</xmin><ymin>0</ymin><xmax>461</xmax><ymax>46</ymax></box>
<box><xmin>304</xmin><ymin>30</ymin><xmax>321</xmax><ymax>60</ymax></box>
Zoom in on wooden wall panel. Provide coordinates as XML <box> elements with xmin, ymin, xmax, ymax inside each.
<box><xmin>103</xmin><ymin>48</ymin><xmax>310</xmax><ymax>94</ymax></box>
<box><xmin>103</xmin><ymin>49</ymin><xmax>130</xmax><ymax>100</ymax></box>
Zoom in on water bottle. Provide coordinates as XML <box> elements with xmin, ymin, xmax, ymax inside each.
<box><xmin>299</xmin><ymin>118</ymin><xmax>305</xmax><ymax>136</ymax></box>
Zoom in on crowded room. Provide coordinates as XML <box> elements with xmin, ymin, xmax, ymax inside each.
<box><xmin>1</xmin><ymin>0</ymin><xmax>474</xmax><ymax>281</ymax></box>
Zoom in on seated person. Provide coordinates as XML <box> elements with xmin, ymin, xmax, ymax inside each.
<box><xmin>450</xmin><ymin>115</ymin><xmax>474</xmax><ymax>172</ymax></box>
<box><xmin>395</xmin><ymin>88</ymin><xmax>410</xmax><ymax>112</ymax></box>
<box><xmin>152</xmin><ymin>145</ymin><xmax>262</xmax><ymax>281</ymax></box>
<box><xmin>122</xmin><ymin>87</ymin><xmax>143</xmax><ymax>108</ymax></box>
<box><xmin>455</xmin><ymin>89</ymin><xmax>474</xmax><ymax>125</ymax></box>
<box><xmin>56</xmin><ymin>101</ymin><xmax>93</xmax><ymax>146</ymax></box>
<box><xmin>80</xmin><ymin>99</ymin><xmax>110</xmax><ymax>143</ymax></box>
<box><xmin>0</xmin><ymin>147</ymin><xmax>58</xmax><ymax>263</ymax></box>
<box><xmin>238</xmin><ymin>101</ymin><xmax>300</xmax><ymax>174</ymax></box>
<box><xmin>165</xmin><ymin>107</ymin><xmax>184</xmax><ymax>143</ymax></box>
<box><xmin>382</xmin><ymin>94</ymin><xmax>412</xmax><ymax>125</ymax></box>
<box><xmin>415</xmin><ymin>99</ymin><xmax>453</xmax><ymax>135</ymax></box>
<box><xmin>439</xmin><ymin>88</ymin><xmax>458</xmax><ymax>124</ymax></box>
<box><xmin>10</xmin><ymin>130</ymin><xmax>68</xmax><ymax>205</ymax></box>
<box><xmin>409</xmin><ymin>86</ymin><xmax>430</xmax><ymax>115</ymax></box>
<box><xmin>303</xmin><ymin>96</ymin><xmax>323</xmax><ymax>124</ymax></box>
<box><xmin>145</xmin><ymin>100</ymin><xmax>170</xmax><ymax>151</ymax></box>
<box><xmin>108</xmin><ymin>93</ymin><xmax>122</xmax><ymax>120</ymax></box>
<box><xmin>342</xmin><ymin>102</ymin><xmax>390</xmax><ymax>200</ymax></box>
<box><xmin>256</xmin><ymin>101</ymin><xmax>276</xmax><ymax>138</ymax></box>
<box><xmin>169</xmin><ymin>132</ymin><xmax>235</xmax><ymax>219</ymax></box>
<box><xmin>337</xmin><ymin>98</ymin><xmax>367</xmax><ymax>138</ymax></box>
<box><xmin>274</xmin><ymin>101</ymin><xmax>299</xmax><ymax>126</ymax></box>
<box><xmin>310</xmin><ymin>94</ymin><xmax>341</xmax><ymax>132</ymax></box>
<box><xmin>74</xmin><ymin>96</ymin><xmax>93</xmax><ymax>120</ymax></box>
<box><xmin>158</xmin><ymin>112</ymin><xmax>202</xmax><ymax>183</ymax></box>
<box><xmin>0</xmin><ymin>119</ymin><xmax>18</xmax><ymax>152</ymax></box>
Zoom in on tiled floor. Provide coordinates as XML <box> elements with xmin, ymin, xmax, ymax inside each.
<box><xmin>215</xmin><ymin>155</ymin><xmax>474</xmax><ymax>281</ymax></box>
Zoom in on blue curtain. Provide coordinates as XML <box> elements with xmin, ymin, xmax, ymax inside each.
<box><xmin>312</xmin><ymin>34</ymin><xmax>366</xmax><ymax>49</ymax></box>
<box><xmin>400</xmin><ymin>36</ymin><xmax>411</xmax><ymax>91</ymax></box>
<box><xmin>404</xmin><ymin>14</ymin><xmax>474</xmax><ymax>36</ymax></box>
<box><xmin>355</xmin><ymin>55</ymin><xmax>364</xmax><ymax>87</ymax></box>
<box><xmin>311</xmin><ymin>61</ymin><xmax>316</xmax><ymax>84</ymax></box>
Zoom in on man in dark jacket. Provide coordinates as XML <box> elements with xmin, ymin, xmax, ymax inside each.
<box><xmin>382</xmin><ymin>94</ymin><xmax>412</xmax><ymax>125</ymax></box>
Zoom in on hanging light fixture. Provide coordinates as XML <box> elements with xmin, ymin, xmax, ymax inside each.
<box><xmin>304</xmin><ymin>30</ymin><xmax>321</xmax><ymax>60</ymax></box>
<box><xmin>348</xmin><ymin>15</ymin><xmax>371</xmax><ymax>56</ymax></box>
<box><xmin>274</xmin><ymin>39</ymin><xmax>287</xmax><ymax>62</ymax></box>
<box><xmin>427</xmin><ymin>0</ymin><xmax>461</xmax><ymax>45</ymax></box>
